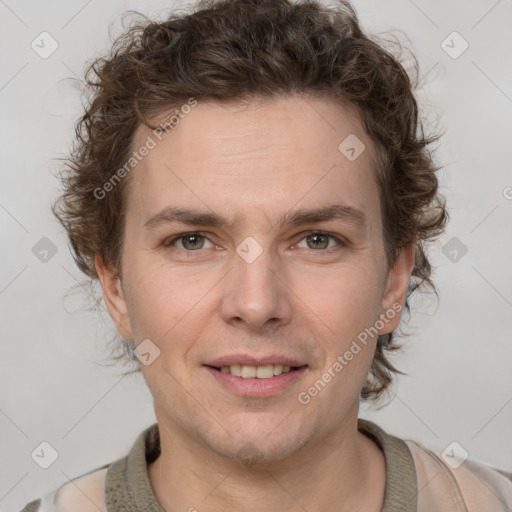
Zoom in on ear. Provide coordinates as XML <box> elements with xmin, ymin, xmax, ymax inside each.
<box><xmin>379</xmin><ymin>242</ymin><xmax>415</xmax><ymax>335</ymax></box>
<box><xmin>95</xmin><ymin>254</ymin><xmax>133</xmax><ymax>339</ymax></box>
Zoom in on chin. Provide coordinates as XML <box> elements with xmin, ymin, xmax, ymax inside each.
<box><xmin>204</xmin><ymin>414</ymin><xmax>315</xmax><ymax>466</ymax></box>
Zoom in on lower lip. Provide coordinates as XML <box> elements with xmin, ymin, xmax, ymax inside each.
<box><xmin>204</xmin><ymin>366</ymin><xmax>308</xmax><ymax>398</ymax></box>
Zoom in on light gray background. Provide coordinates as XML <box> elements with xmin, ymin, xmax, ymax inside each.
<box><xmin>1</xmin><ymin>0</ymin><xmax>511</xmax><ymax>509</ymax></box>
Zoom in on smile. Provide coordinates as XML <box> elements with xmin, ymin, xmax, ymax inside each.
<box><xmin>212</xmin><ymin>364</ymin><xmax>299</xmax><ymax>378</ymax></box>
<box><xmin>204</xmin><ymin>364</ymin><xmax>309</xmax><ymax>398</ymax></box>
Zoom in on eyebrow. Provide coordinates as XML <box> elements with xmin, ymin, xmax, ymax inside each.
<box><xmin>144</xmin><ymin>203</ymin><xmax>368</xmax><ymax>231</ymax></box>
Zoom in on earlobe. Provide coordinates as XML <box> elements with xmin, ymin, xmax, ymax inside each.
<box><xmin>379</xmin><ymin>243</ymin><xmax>416</xmax><ymax>334</ymax></box>
<box><xmin>94</xmin><ymin>254</ymin><xmax>133</xmax><ymax>339</ymax></box>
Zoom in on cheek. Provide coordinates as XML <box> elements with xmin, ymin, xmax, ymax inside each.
<box><xmin>299</xmin><ymin>272</ymin><xmax>382</xmax><ymax>403</ymax></box>
<box><xmin>299</xmin><ymin>262</ymin><xmax>384</xmax><ymax>335</ymax></box>
<box><xmin>122</xmin><ymin>256</ymin><xmax>215</xmax><ymax>343</ymax></box>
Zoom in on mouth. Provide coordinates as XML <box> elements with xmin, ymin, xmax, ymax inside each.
<box><xmin>203</xmin><ymin>363</ymin><xmax>309</xmax><ymax>398</ymax></box>
<box><xmin>206</xmin><ymin>364</ymin><xmax>306</xmax><ymax>379</ymax></box>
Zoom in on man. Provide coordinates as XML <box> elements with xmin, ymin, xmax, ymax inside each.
<box><xmin>21</xmin><ymin>0</ymin><xmax>512</xmax><ymax>510</ymax></box>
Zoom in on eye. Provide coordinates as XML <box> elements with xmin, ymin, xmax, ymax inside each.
<box><xmin>296</xmin><ymin>231</ymin><xmax>345</xmax><ymax>250</ymax></box>
<box><xmin>164</xmin><ymin>232</ymin><xmax>214</xmax><ymax>251</ymax></box>
<box><xmin>163</xmin><ymin>230</ymin><xmax>345</xmax><ymax>254</ymax></box>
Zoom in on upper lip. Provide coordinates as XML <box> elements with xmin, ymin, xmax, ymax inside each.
<box><xmin>205</xmin><ymin>354</ymin><xmax>308</xmax><ymax>368</ymax></box>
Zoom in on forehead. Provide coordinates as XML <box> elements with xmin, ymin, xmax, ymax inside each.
<box><xmin>126</xmin><ymin>95</ymin><xmax>381</xmax><ymax>231</ymax></box>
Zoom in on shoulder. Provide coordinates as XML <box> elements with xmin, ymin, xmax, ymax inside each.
<box><xmin>19</xmin><ymin>466</ymin><xmax>108</xmax><ymax>512</ymax></box>
<box><xmin>404</xmin><ymin>439</ymin><xmax>512</xmax><ymax>511</ymax></box>
<box><xmin>19</xmin><ymin>423</ymin><xmax>159</xmax><ymax>512</ymax></box>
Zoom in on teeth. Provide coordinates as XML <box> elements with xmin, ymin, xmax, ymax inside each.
<box><xmin>256</xmin><ymin>365</ymin><xmax>274</xmax><ymax>378</ymax></box>
<box><xmin>273</xmin><ymin>364</ymin><xmax>283</xmax><ymax>375</ymax></box>
<box><xmin>218</xmin><ymin>364</ymin><xmax>296</xmax><ymax>378</ymax></box>
<box><xmin>241</xmin><ymin>365</ymin><xmax>256</xmax><ymax>378</ymax></box>
<box><xmin>229</xmin><ymin>364</ymin><xmax>242</xmax><ymax>377</ymax></box>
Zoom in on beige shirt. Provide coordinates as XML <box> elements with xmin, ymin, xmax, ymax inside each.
<box><xmin>20</xmin><ymin>419</ymin><xmax>512</xmax><ymax>511</ymax></box>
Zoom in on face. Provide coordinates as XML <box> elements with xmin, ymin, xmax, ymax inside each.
<box><xmin>97</xmin><ymin>95</ymin><xmax>414</xmax><ymax>463</ymax></box>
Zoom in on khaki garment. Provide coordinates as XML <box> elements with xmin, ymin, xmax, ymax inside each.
<box><xmin>20</xmin><ymin>419</ymin><xmax>512</xmax><ymax>511</ymax></box>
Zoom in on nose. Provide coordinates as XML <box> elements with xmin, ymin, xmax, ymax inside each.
<box><xmin>220</xmin><ymin>244</ymin><xmax>293</xmax><ymax>333</ymax></box>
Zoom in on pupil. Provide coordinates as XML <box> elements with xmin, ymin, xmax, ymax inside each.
<box><xmin>185</xmin><ymin>235</ymin><xmax>202</xmax><ymax>249</ymax></box>
<box><xmin>309</xmin><ymin>234</ymin><xmax>327</xmax><ymax>249</ymax></box>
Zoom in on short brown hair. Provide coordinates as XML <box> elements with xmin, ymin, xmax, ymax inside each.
<box><xmin>54</xmin><ymin>0</ymin><xmax>448</xmax><ymax>401</ymax></box>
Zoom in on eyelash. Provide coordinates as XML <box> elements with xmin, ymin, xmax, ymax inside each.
<box><xmin>163</xmin><ymin>230</ymin><xmax>346</xmax><ymax>253</ymax></box>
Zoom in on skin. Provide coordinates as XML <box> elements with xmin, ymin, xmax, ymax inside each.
<box><xmin>96</xmin><ymin>95</ymin><xmax>415</xmax><ymax>511</ymax></box>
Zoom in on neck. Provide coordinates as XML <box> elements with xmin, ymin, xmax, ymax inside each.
<box><xmin>148</xmin><ymin>413</ymin><xmax>386</xmax><ymax>512</ymax></box>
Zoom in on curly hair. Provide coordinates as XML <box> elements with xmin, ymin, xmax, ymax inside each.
<box><xmin>54</xmin><ymin>0</ymin><xmax>448</xmax><ymax>402</ymax></box>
